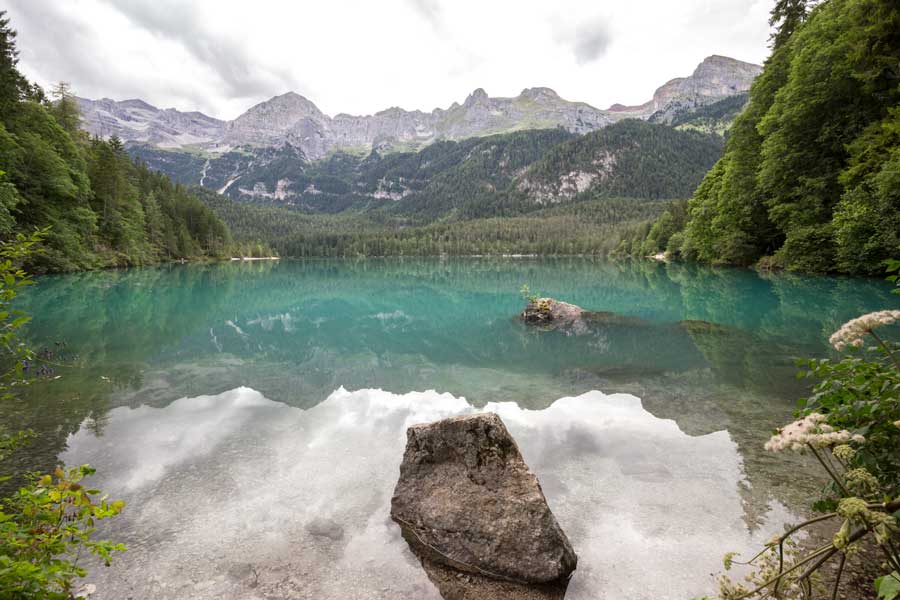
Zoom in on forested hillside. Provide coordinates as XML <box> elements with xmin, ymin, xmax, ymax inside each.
<box><xmin>198</xmin><ymin>187</ymin><xmax>666</xmax><ymax>257</ymax></box>
<box><xmin>190</xmin><ymin>120</ymin><xmax>711</xmax><ymax>257</ymax></box>
<box><xmin>0</xmin><ymin>13</ymin><xmax>230</xmax><ymax>273</ymax></box>
<box><xmin>663</xmin><ymin>93</ymin><xmax>750</xmax><ymax>136</ymax></box>
<box><xmin>133</xmin><ymin>120</ymin><xmax>722</xmax><ymax>221</ymax></box>
<box><xmin>625</xmin><ymin>0</ymin><xmax>900</xmax><ymax>275</ymax></box>
<box><xmin>515</xmin><ymin>120</ymin><xmax>722</xmax><ymax>204</ymax></box>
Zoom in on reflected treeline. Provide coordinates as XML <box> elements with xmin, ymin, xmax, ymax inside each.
<box><xmin>6</xmin><ymin>258</ymin><xmax>898</xmax><ymax>481</ymax></box>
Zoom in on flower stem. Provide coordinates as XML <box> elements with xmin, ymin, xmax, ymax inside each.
<box><xmin>731</xmin><ymin>543</ymin><xmax>835</xmax><ymax>600</ymax></box>
<box><xmin>869</xmin><ymin>329</ymin><xmax>900</xmax><ymax>371</ymax></box>
<box><xmin>808</xmin><ymin>444</ymin><xmax>850</xmax><ymax>497</ymax></box>
<box><xmin>830</xmin><ymin>552</ymin><xmax>845</xmax><ymax>600</ymax></box>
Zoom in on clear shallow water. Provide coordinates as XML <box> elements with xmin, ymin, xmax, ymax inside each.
<box><xmin>9</xmin><ymin>258</ymin><xmax>900</xmax><ymax>599</ymax></box>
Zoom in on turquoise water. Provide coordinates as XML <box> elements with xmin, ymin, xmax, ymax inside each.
<box><xmin>8</xmin><ymin>258</ymin><xmax>900</xmax><ymax>599</ymax></box>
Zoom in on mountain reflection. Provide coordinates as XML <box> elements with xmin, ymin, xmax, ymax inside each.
<box><xmin>8</xmin><ymin>258</ymin><xmax>897</xmax><ymax>508</ymax></box>
<box><xmin>63</xmin><ymin>388</ymin><xmax>796</xmax><ymax>600</ymax></box>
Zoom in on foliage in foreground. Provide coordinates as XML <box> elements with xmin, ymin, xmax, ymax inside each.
<box><xmin>0</xmin><ymin>466</ymin><xmax>126</xmax><ymax>599</ymax></box>
<box><xmin>0</xmin><ymin>232</ymin><xmax>125</xmax><ymax>598</ymax></box>
<box><xmin>707</xmin><ymin>301</ymin><xmax>900</xmax><ymax>598</ymax></box>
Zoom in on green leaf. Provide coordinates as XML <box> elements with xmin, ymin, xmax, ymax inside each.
<box><xmin>875</xmin><ymin>572</ymin><xmax>900</xmax><ymax>600</ymax></box>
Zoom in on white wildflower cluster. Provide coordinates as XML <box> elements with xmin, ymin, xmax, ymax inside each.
<box><xmin>764</xmin><ymin>413</ymin><xmax>864</xmax><ymax>452</ymax></box>
<box><xmin>828</xmin><ymin>310</ymin><xmax>900</xmax><ymax>350</ymax></box>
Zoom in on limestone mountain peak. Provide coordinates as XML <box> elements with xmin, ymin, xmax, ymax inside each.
<box><xmin>464</xmin><ymin>88</ymin><xmax>490</xmax><ymax>106</ymax></box>
<box><xmin>78</xmin><ymin>55</ymin><xmax>760</xmax><ymax>159</ymax></box>
<box><xmin>518</xmin><ymin>87</ymin><xmax>561</xmax><ymax>101</ymax></box>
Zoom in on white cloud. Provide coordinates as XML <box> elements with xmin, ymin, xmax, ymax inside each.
<box><xmin>6</xmin><ymin>0</ymin><xmax>771</xmax><ymax>120</ymax></box>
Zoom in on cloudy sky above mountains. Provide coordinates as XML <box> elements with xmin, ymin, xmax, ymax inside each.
<box><xmin>8</xmin><ymin>0</ymin><xmax>771</xmax><ymax>119</ymax></box>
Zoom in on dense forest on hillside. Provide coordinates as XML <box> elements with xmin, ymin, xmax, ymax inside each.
<box><xmin>198</xmin><ymin>187</ymin><xmax>666</xmax><ymax>257</ymax></box>
<box><xmin>517</xmin><ymin>120</ymin><xmax>722</xmax><ymax>203</ymax></box>
<box><xmin>0</xmin><ymin>14</ymin><xmax>230</xmax><ymax>273</ymax></box>
<box><xmin>129</xmin><ymin>128</ymin><xmax>576</xmax><ymax>216</ymax></box>
<box><xmin>624</xmin><ymin>0</ymin><xmax>900</xmax><ymax>275</ymax></box>
<box><xmin>165</xmin><ymin>118</ymin><xmax>721</xmax><ymax>258</ymax></box>
<box><xmin>664</xmin><ymin>93</ymin><xmax>750</xmax><ymax>135</ymax></box>
<box><xmin>133</xmin><ymin>120</ymin><xmax>722</xmax><ymax>221</ymax></box>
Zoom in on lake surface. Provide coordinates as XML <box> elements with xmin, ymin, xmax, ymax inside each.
<box><xmin>9</xmin><ymin>258</ymin><xmax>899</xmax><ymax>599</ymax></box>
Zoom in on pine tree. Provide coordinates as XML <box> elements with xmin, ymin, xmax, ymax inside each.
<box><xmin>49</xmin><ymin>82</ymin><xmax>81</xmax><ymax>134</ymax></box>
<box><xmin>0</xmin><ymin>11</ymin><xmax>26</xmax><ymax>119</ymax></box>
<box><xmin>768</xmin><ymin>0</ymin><xmax>812</xmax><ymax>49</ymax></box>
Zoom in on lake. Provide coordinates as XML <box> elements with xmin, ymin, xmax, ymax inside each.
<box><xmin>9</xmin><ymin>258</ymin><xmax>899</xmax><ymax>599</ymax></box>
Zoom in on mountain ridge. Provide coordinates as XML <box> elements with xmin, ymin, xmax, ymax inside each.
<box><xmin>605</xmin><ymin>55</ymin><xmax>761</xmax><ymax>118</ymax></box>
<box><xmin>77</xmin><ymin>55</ymin><xmax>760</xmax><ymax>159</ymax></box>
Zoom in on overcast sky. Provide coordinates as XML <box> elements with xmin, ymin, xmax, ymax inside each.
<box><xmin>7</xmin><ymin>0</ymin><xmax>772</xmax><ymax>120</ymax></box>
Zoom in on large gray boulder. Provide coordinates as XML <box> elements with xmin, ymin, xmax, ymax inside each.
<box><xmin>390</xmin><ymin>413</ymin><xmax>577</xmax><ymax>587</ymax></box>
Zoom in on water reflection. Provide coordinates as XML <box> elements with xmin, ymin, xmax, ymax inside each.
<box><xmin>67</xmin><ymin>388</ymin><xmax>795</xmax><ymax>600</ymax></box>
<box><xmin>10</xmin><ymin>259</ymin><xmax>897</xmax><ymax>506</ymax></box>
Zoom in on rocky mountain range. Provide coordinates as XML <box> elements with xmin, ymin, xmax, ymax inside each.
<box><xmin>606</xmin><ymin>55</ymin><xmax>761</xmax><ymax>122</ymax></box>
<box><xmin>75</xmin><ymin>97</ymin><xmax>225</xmax><ymax>149</ymax></box>
<box><xmin>77</xmin><ymin>55</ymin><xmax>760</xmax><ymax>161</ymax></box>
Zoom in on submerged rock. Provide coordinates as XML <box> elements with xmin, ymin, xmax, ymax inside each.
<box><xmin>520</xmin><ymin>297</ymin><xmax>648</xmax><ymax>335</ymax></box>
<box><xmin>520</xmin><ymin>297</ymin><xmax>584</xmax><ymax>325</ymax></box>
<box><xmin>390</xmin><ymin>412</ymin><xmax>576</xmax><ymax>594</ymax></box>
<box><xmin>305</xmin><ymin>517</ymin><xmax>345</xmax><ymax>541</ymax></box>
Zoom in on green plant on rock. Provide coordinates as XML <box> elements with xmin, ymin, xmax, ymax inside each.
<box><xmin>519</xmin><ymin>284</ymin><xmax>551</xmax><ymax>313</ymax></box>
<box><xmin>520</xmin><ymin>284</ymin><xmax>540</xmax><ymax>305</ymax></box>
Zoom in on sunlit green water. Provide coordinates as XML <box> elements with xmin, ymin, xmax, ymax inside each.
<box><xmin>6</xmin><ymin>258</ymin><xmax>899</xmax><ymax>598</ymax></box>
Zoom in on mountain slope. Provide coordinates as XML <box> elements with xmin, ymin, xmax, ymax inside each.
<box><xmin>133</xmin><ymin>120</ymin><xmax>722</xmax><ymax>219</ymax></box>
<box><xmin>134</xmin><ymin>128</ymin><xmax>576</xmax><ymax>213</ymax></box>
<box><xmin>515</xmin><ymin>120</ymin><xmax>724</xmax><ymax>203</ymax></box>
<box><xmin>663</xmin><ymin>93</ymin><xmax>750</xmax><ymax>136</ymax></box>
<box><xmin>606</xmin><ymin>56</ymin><xmax>761</xmax><ymax>122</ymax></box>
<box><xmin>87</xmin><ymin>87</ymin><xmax>611</xmax><ymax>161</ymax></box>
<box><xmin>81</xmin><ymin>55</ymin><xmax>759</xmax><ymax>162</ymax></box>
<box><xmin>77</xmin><ymin>97</ymin><xmax>225</xmax><ymax>148</ymax></box>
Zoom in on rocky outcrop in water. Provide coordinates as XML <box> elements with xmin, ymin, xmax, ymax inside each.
<box><xmin>520</xmin><ymin>298</ymin><xmax>653</xmax><ymax>337</ymax></box>
<box><xmin>390</xmin><ymin>413</ymin><xmax>576</xmax><ymax>598</ymax></box>
<box><xmin>521</xmin><ymin>298</ymin><xmax>585</xmax><ymax>325</ymax></box>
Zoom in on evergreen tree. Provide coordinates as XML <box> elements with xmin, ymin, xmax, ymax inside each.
<box><xmin>0</xmin><ymin>11</ymin><xmax>26</xmax><ymax>117</ymax></box>
<box><xmin>0</xmin><ymin>12</ymin><xmax>232</xmax><ymax>272</ymax></box>
<box><xmin>49</xmin><ymin>82</ymin><xmax>81</xmax><ymax>135</ymax></box>
<box><xmin>637</xmin><ymin>0</ymin><xmax>900</xmax><ymax>274</ymax></box>
<box><xmin>768</xmin><ymin>0</ymin><xmax>812</xmax><ymax>49</ymax></box>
